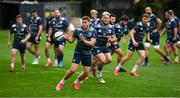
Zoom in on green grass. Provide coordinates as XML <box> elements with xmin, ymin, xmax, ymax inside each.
<box><xmin>0</xmin><ymin>30</ymin><xmax>180</xmax><ymax>97</ymax></box>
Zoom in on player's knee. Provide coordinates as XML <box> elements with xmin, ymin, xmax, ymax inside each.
<box><xmin>106</xmin><ymin>58</ymin><xmax>112</xmax><ymax>64</ymax></box>
<box><xmin>69</xmin><ymin>68</ymin><xmax>76</xmax><ymax>73</ymax></box>
<box><xmin>140</xmin><ymin>54</ymin><xmax>145</xmax><ymax>59</ymax></box>
<box><xmin>126</xmin><ymin>55</ymin><xmax>131</xmax><ymax>60</ymax></box>
<box><xmin>44</xmin><ymin>47</ymin><xmax>49</xmax><ymax>52</ymax></box>
<box><xmin>83</xmin><ymin>71</ymin><xmax>89</xmax><ymax>77</ymax></box>
<box><xmin>99</xmin><ymin>58</ymin><xmax>106</xmax><ymax>64</ymax></box>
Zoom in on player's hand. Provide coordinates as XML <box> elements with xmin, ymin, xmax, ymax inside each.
<box><xmin>147</xmin><ymin>39</ymin><xmax>152</xmax><ymax>43</ymax></box>
<box><xmin>79</xmin><ymin>34</ymin><xmax>85</xmax><ymax>42</ymax></box>
<box><xmin>35</xmin><ymin>36</ymin><xmax>39</xmax><ymax>42</ymax></box>
<box><xmin>8</xmin><ymin>41</ymin><xmax>11</xmax><ymax>48</ymax></box>
<box><xmin>172</xmin><ymin>37</ymin><xmax>177</xmax><ymax>43</ymax></box>
<box><xmin>133</xmin><ymin>41</ymin><xmax>138</xmax><ymax>47</ymax></box>
<box><xmin>47</xmin><ymin>37</ymin><xmax>51</xmax><ymax>42</ymax></box>
<box><xmin>21</xmin><ymin>39</ymin><xmax>26</xmax><ymax>44</ymax></box>
<box><xmin>64</xmin><ymin>33</ymin><xmax>68</xmax><ymax>39</ymax></box>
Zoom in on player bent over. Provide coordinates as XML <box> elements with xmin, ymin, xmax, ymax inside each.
<box><xmin>56</xmin><ymin>16</ymin><xmax>96</xmax><ymax>91</ymax></box>
<box><xmin>111</xmin><ymin>15</ymin><xmax>129</xmax><ymax>75</ymax></box>
<box><xmin>114</xmin><ymin>14</ymin><xmax>150</xmax><ymax>76</ymax></box>
<box><xmin>91</xmin><ymin>12</ymin><xmax>116</xmax><ymax>83</ymax></box>
<box><xmin>8</xmin><ymin>15</ymin><xmax>30</xmax><ymax>72</ymax></box>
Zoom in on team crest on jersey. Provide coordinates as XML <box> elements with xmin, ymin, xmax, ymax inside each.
<box><xmin>108</xmin><ymin>29</ymin><xmax>112</xmax><ymax>33</ymax></box>
<box><xmin>21</xmin><ymin>28</ymin><xmax>24</xmax><ymax>31</ymax></box>
<box><xmin>140</xmin><ymin>27</ymin><xmax>143</xmax><ymax>30</ymax></box>
<box><xmin>14</xmin><ymin>28</ymin><xmax>17</xmax><ymax>31</ymax></box>
<box><xmin>59</xmin><ymin>21</ymin><xmax>63</xmax><ymax>24</ymax></box>
<box><xmin>98</xmin><ymin>29</ymin><xmax>102</xmax><ymax>32</ymax></box>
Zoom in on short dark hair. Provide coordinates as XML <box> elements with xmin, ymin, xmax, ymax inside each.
<box><xmin>167</xmin><ymin>9</ymin><xmax>174</xmax><ymax>16</ymax></box>
<box><xmin>82</xmin><ymin>16</ymin><xmax>90</xmax><ymax>22</ymax></box>
<box><xmin>120</xmin><ymin>15</ymin><xmax>129</xmax><ymax>20</ymax></box>
<box><xmin>142</xmin><ymin>13</ymin><xmax>149</xmax><ymax>18</ymax></box>
<box><xmin>110</xmin><ymin>13</ymin><xmax>116</xmax><ymax>18</ymax></box>
<box><xmin>16</xmin><ymin>15</ymin><xmax>23</xmax><ymax>19</ymax></box>
<box><xmin>31</xmin><ymin>10</ymin><xmax>37</xmax><ymax>13</ymax></box>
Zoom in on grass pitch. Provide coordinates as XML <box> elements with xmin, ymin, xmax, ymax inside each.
<box><xmin>0</xmin><ymin>30</ymin><xmax>180</xmax><ymax>97</ymax></box>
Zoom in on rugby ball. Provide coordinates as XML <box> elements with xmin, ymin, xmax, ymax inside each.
<box><xmin>54</xmin><ymin>31</ymin><xmax>64</xmax><ymax>41</ymax></box>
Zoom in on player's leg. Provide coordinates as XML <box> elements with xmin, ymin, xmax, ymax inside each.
<box><xmin>130</xmin><ymin>50</ymin><xmax>145</xmax><ymax>76</ymax></box>
<box><xmin>10</xmin><ymin>48</ymin><xmax>18</xmax><ymax>72</ymax></box>
<box><xmin>44</xmin><ymin>42</ymin><xmax>53</xmax><ymax>66</ymax></box>
<box><xmin>32</xmin><ymin>44</ymin><xmax>40</xmax><ymax>64</ymax></box>
<box><xmin>153</xmin><ymin>45</ymin><xmax>169</xmax><ymax>64</ymax></box>
<box><xmin>141</xmin><ymin>42</ymin><xmax>150</xmax><ymax>66</ymax></box>
<box><xmin>56</xmin><ymin>52</ymin><xmax>80</xmax><ymax>91</ymax></box>
<box><xmin>57</xmin><ymin>44</ymin><xmax>64</xmax><ymax>67</ymax></box>
<box><xmin>164</xmin><ymin>42</ymin><xmax>171</xmax><ymax>60</ymax></box>
<box><xmin>171</xmin><ymin>43</ymin><xmax>179</xmax><ymax>63</ymax></box>
<box><xmin>94</xmin><ymin>53</ymin><xmax>106</xmax><ymax>84</ymax></box>
<box><xmin>114</xmin><ymin>48</ymin><xmax>123</xmax><ymax>63</ymax></box>
<box><xmin>114</xmin><ymin>41</ymin><xmax>135</xmax><ymax>75</ymax></box>
<box><xmin>114</xmin><ymin>49</ymin><xmax>133</xmax><ymax>76</ymax></box>
<box><xmin>73</xmin><ymin>54</ymin><xmax>91</xmax><ymax>90</ymax></box>
<box><xmin>54</xmin><ymin>46</ymin><xmax>58</xmax><ymax>66</ymax></box>
<box><xmin>19</xmin><ymin>44</ymin><xmax>26</xmax><ymax>72</ymax></box>
<box><xmin>114</xmin><ymin>48</ymin><xmax>126</xmax><ymax>72</ymax></box>
<box><xmin>26</xmin><ymin>42</ymin><xmax>35</xmax><ymax>56</ymax></box>
<box><xmin>20</xmin><ymin>53</ymin><xmax>26</xmax><ymax>72</ymax></box>
<box><xmin>56</xmin><ymin>63</ymin><xmax>78</xmax><ymax>91</ymax></box>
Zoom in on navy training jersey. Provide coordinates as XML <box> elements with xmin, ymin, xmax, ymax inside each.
<box><xmin>50</xmin><ymin>17</ymin><xmax>69</xmax><ymax>35</ymax></box>
<box><xmin>73</xmin><ymin>27</ymin><xmax>96</xmax><ymax>52</ymax></box>
<box><xmin>94</xmin><ymin>23</ymin><xmax>115</xmax><ymax>46</ymax></box>
<box><xmin>132</xmin><ymin>22</ymin><xmax>149</xmax><ymax>43</ymax></box>
<box><xmin>173</xmin><ymin>16</ymin><xmax>180</xmax><ymax>37</ymax></box>
<box><xmin>90</xmin><ymin>18</ymin><xmax>101</xmax><ymax>28</ymax></box>
<box><xmin>165</xmin><ymin>18</ymin><xmax>178</xmax><ymax>39</ymax></box>
<box><xmin>114</xmin><ymin>23</ymin><xmax>128</xmax><ymax>41</ymax></box>
<box><xmin>148</xmin><ymin>14</ymin><xmax>158</xmax><ymax>32</ymax></box>
<box><xmin>46</xmin><ymin>17</ymin><xmax>54</xmax><ymax>33</ymax></box>
<box><xmin>30</xmin><ymin>16</ymin><xmax>43</xmax><ymax>36</ymax></box>
<box><xmin>10</xmin><ymin>24</ymin><xmax>29</xmax><ymax>43</ymax></box>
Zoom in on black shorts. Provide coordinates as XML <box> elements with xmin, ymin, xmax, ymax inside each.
<box><xmin>54</xmin><ymin>39</ymin><xmax>66</xmax><ymax>48</ymax></box>
<box><xmin>128</xmin><ymin>41</ymin><xmax>145</xmax><ymax>51</ymax></box>
<box><xmin>92</xmin><ymin>46</ymin><xmax>110</xmax><ymax>56</ymax></box>
<box><xmin>28</xmin><ymin>35</ymin><xmax>41</xmax><ymax>44</ymax></box>
<box><xmin>46</xmin><ymin>35</ymin><xmax>54</xmax><ymax>45</ymax></box>
<box><xmin>149</xmin><ymin>33</ymin><xmax>160</xmax><ymax>45</ymax></box>
<box><xmin>108</xmin><ymin>44</ymin><xmax>120</xmax><ymax>52</ymax></box>
<box><xmin>166</xmin><ymin>38</ymin><xmax>177</xmax><ymax>45</ymax></box>
<box><xmin>72</xmin><ymin>51</ymin><xmax>91</xmax><ymax>66</ymax></box>
<box><xmin>12</xmin><ymin>42</ymin><xmax>26</xmax><ymax>54</ymax></box>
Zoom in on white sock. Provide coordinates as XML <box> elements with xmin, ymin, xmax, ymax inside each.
<box><xmin>116</xmin><ymin>63</ymin><xmax>122</xmax><ymax>70</ymax></box>
<box><xmin>60</xmin><ymin>79</ymin><xmax>66</xmax><ymax>84</ymax></box>
<box><xmin>47</xmin><ymin>58</ymin><xmax>51</xmax><ymax>62</ymax></box>
<box><xmin>175</xmin><ymin>56</ymin><xmax>179</xmax><ymax>61</ymax></box>
<box><xmin>54</xmin><ymin>59</ymin><xmax>58</xmax><ymax>63</ymax></box>
<box><xmin>132</xmin><ymin>65</ymin><xmax>139</xmax><ymax>72</ymax></box>
<box><xmin>74</xmin><ymin>79</ymin><xmax>79</xmax><ymax>83</ymax></box>
<box><xmin>10</xmin><ymin>63</ymin><xmax>14</xmax><ymax>68</ymax></box>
